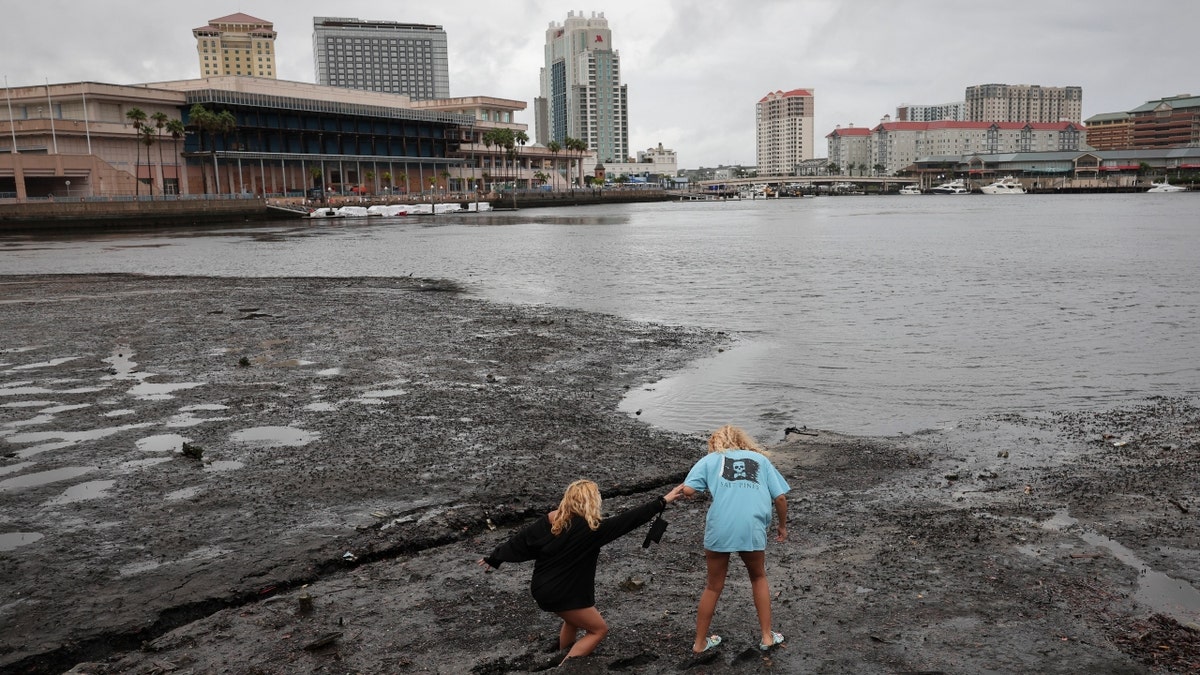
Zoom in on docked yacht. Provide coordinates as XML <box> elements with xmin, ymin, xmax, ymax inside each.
<box><xmin>930</xmin><ymin>179</ymin><xmax>969</xmax><ymax>195</ymax></box>
<box><xmin>1147</xmin><ymin>179</ymin><xmax>1186</xmax><ymax>193</ymax></box>
<box><xmin>980</xmin><ymin>176</ymin><xmax>1026</xmax><ymax>195</ymax></box>
<box><xmin>899</xmin><ymin>184</ymin><xmax>922</xmax><ymax>195</ymax></box>
<box><xmin>308</xmin><ymin>206</ymin><xmax>344</xmax><ymax>219</ymax></box>
<box><xmin>367</xmin><ymin>204</ymin><xmax>409</xmax><ymax>217</ymax></box>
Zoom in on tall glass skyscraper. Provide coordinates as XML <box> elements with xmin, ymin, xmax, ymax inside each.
<box><xmin>312</xmin><ymin>17</ymin><xmax>449</xmax><ymax>100</ymax></box>
<box><xmin>535</xmin><ymin>11</ymin><xmax>628</xmax><ymax>164</ymax></box>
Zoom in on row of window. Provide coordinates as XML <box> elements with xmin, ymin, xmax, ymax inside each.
<box><xmin>324</xmin><ymin>38</ymin><xmax>435</xmax><ymax>46</ymax></box>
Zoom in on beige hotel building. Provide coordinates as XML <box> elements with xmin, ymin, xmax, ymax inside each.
<box><xmin>193</xmin><ymin>13</ymin><xmax>277</xmax><ymax>79</ymax></box>
<box><xmin>756</xmin><ymin>88</ymin><xmax>815</xmax><ymax>176</ymax></box>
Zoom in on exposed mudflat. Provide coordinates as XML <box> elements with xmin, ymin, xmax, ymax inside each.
<box><xmin>1</xmin><ymin>275</ymin><xmax>1197</xmax><ymax>674</ymax></box>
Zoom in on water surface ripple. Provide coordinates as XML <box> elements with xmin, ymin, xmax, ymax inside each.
<box><xmin>3</xmin><ymin>194</ymin><xmax>1197</xmax><ymax>438</ymax></box>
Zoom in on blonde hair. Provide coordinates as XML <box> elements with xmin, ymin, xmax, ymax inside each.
<box><xmin>550</xmin><ymin>479</ymin><xmax>603</xmax><ymax>535</ymax></box>
<box><xmin>707</xmin><ymin>424</ymin><xmax>763</xmax><ymax>454</ymax></box>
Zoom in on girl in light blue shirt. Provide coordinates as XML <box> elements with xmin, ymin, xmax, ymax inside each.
<box><xmin>681</xmin><ymin>425</ymin><xmax>790</xmax><ymax>654</ymax></box>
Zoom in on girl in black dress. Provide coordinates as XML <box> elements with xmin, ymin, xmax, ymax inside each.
<box><xmin>479</xmin><ymin>479</ymin><xmax>684</xmax><ymax>661</ymax></box>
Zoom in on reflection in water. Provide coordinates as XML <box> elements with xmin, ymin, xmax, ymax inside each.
<box><xmin>0</xmin><ymin>466</ymin><xmax>96</xmax><ymax>492</ymax></box>
<box><xmin>1</xmin><ymin>196</ymin><xmax>1197</xmax><ymax>437</ymax></box>
<box><xmin>230</xmin><ymin>426</ymin><xmax>317</xmax><ymax>447</ymax></box>
<box><xmin>0</xmin><ymin>531</ymin><xmax>44</xmax><ymax>552</ymax></box>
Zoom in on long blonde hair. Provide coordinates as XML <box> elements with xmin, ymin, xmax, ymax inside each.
<box><xmin>707</xmin><ymin>424</ymin><xmax>763</xmax><ymax>454</ymax></box>
<box><xmin>550</xmin><ymin>479</ymin><xmax>603</xmax><ymax>535</ymax></box>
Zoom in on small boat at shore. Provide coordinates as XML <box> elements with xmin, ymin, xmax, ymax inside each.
<box><xmin>308</xmin><ymin>207</ymin><xmax>344</xmax><ymax>219</ymax></box>
<box><xmin>335</xmin><ymin>206</ymin><xmax>370</xmax><ymax>218</ymax></box>
<box><xmin>367</xmin><ymin>204</ymin><xmax>409</xmax><ymax>217</ymax></box>
<box><xmin>980</xmin><ymin>176</ymin><xmax>1026</xmax><ymax>195</ymax></box>
<box><xmin>1147</xmin><ymin>179</ymin><xmax>1186</xmax><ymax>193</ymax></box>
<box><xmin>899</xmin><ymin>184</ymin><xmax>922</xmax><ymax>195</ymax></box>
<box><xmin>931</xmin><ymin>179</ymin><xmax>969</xmax><ymax>195</ymax></box>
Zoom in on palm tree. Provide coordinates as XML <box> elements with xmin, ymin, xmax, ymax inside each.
<box><xmin>166</xmin><ymin>119</ymin><xmax>185</xmax><ymax>195</ymax></box>
<box><xmin>513</xmin><ymin>130</ymin><xmax>529</xmax><ymax>188</ymax></box>
<box><xmin>394</xmin><ymin>172</ymin><xmax>407</xmax><ymax>195</ymax></box>
<box><xmin>381</xmin><ymin>170</ymin><xmax>392</xmax><ymax>194</ymax></box>
<box><xmin>547</xmin><ymin>140</ymin><xmax>562</xmax><ymax>190</ymax></box>
<box><xmin>366</xmin><ymin>170</ymin><xmax>376</xmax><ymax>194</ymax></box>
<box><xmin>151</xmin><ymin>112</ymin><xmax>169</xmax><ymax>196</ymax></box>
<box><xmin>125</xmin><ymin>107</ymin><xmax>147</xmax><ymax>196</ymax></box>
<box><xmin>439</xmin><ymin>169</ymin><xmax>451</xmax><ymax>196</ymax></box>
<box><xmin>140</xmin><ymin>126</ymin><xmax>157</xmax><ymax>198</ymax></box>
<box><xmin>873</xmin><ymin>163</ymin><xmax>885</xmax><ymax>177</ymax></box>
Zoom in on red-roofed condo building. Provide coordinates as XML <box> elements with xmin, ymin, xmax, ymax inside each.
<box><xmin>193</xmin><ymin>14</ymin><xmax>277</xmax><ymax>79</ymax></box>
<box><xmin>756</xmin><ymin>89</ymin><xmax>814</xmax><ymax>175</ymax></box>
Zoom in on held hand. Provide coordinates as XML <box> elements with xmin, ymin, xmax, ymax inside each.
<box><xmin>774</xmin><ymin>526</ymin><xmax>788</xmax><ymax>543</ymax></box>
<box><xmin>663</xmin><ymin>484</ymin><xmax>686</xmax><ymax>504</ymax></box>
<box><xmin>477</xmin><ymin>558</ymin><xmax>494</xmax><ymax>572</ymax></box>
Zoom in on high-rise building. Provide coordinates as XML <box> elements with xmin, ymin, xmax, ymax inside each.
<box><xmin>964</xmin><ymin>83</ymin><xmax>1082</xmax><ymax>124</ymax></box>
<box><xmin>193</xmin><ymin>13</ymin><xmax>277</xmax><ymax>79</ymax></box>
<box><xmin>756</xmin><ymin>89</ymin><xmax>815</xmax><ymax>176</ymax></box>
<box><xmin>896</xmin><ymin>101</ymin><xmax>965</xmax><ymax>122</ymax></box>
<box><xmin>312</xmin><ymin>17</ymin><xmax>449</xmax><ymax>100</ymax></box>
<box><xmin>535</xmin><ymin>11</ymin><xmax>628</xmax><ymax>164</ymax></box>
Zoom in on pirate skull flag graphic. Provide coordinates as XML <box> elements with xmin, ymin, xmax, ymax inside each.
<box><xmin>722</xmin><ymin>456</ymin><xmax>760</xmax><ymax>483</ymax></box>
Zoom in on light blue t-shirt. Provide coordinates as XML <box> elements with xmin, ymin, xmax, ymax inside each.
<box><xmin>684</xmin><ymin>449</ymin><xmax>790</xmax><ymax>552</ymax></box>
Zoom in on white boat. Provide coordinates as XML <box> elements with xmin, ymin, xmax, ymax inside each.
<box><xmin>931</xmin><ymin>179</ymin><xmax>969</xmax><ymax>195</ymax></box>
<box><xmin>434</xmin><ymin>203</ymin><xmax>464</xmax><ymax>214</ymax></box>
<box><xmin>980</xmin><ymin>176</ymin><xmax>1026</xmax><ymax>195</ymax></box>
<box><xmin>466</xmin><ymin>201</ymin><xmax>492</xmax><ymax>212</ymax></box>
<box><xmin>1147</xmin><ymin>179</ymin><xmax>1186</xmax><ymax>193</ymax></box>
<box><xmin>367</xmin><ymin>204</ymin><xmax>409</xmax><ymax>217</ymax></box>
<box><xmin>899</xmin><ymin>184</ymin><xmax>922</xmax><ymax>195</ymax></box>
<box><xmin>308</xmin><ymin>207</ymin><xmax>344</xmax><ymax>219</ymax></box>
<box><xmin>335</xmin><ymin>206</ymin><xmax>370</xmax><ymax>218</ymax></box>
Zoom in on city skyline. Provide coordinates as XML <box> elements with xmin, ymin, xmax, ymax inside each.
<box><xmin>1</xmin><ymin>0</ymin><xmax>1196</xmax><ymax>167</ymax></box>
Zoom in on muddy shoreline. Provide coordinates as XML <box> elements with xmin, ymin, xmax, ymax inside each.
<box><xmin>1</xmin><ymin>275</ymin><xmax>1198</xmax><ymax>674</ymax></box>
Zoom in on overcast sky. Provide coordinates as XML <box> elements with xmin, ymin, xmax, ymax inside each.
<box><xmin>2</xmin><ymin>1</ymin><xmax>1195</xmax><ymax>167</ymax></box>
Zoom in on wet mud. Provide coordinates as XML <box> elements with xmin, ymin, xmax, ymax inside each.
<box><xmin>1</xmin><ymin>275</ymin><xmax>1197</xmax><ymax>674</ymax></box>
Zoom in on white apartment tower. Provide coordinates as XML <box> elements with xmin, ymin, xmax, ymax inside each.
<box><xmin>756</xmin><ymin>89</ymin><xmax>815</xmax><ymax>175</ymax></box>
<box><xmin>964</xmin><ymin>83</ymin><xmax>1083</xmax><ymax>124</ymax></box>
<box><xmin>535</xmin><ymin>11</ymin><xmax>628</xmax><ymax>164</ymax></box>
<box><xmin>313</xmin><ymin>17</ymin><xmax>449</xmax><ymax>100</ymax></box>
<box><xmin>193</xmin><ymin>13</ymin><xmax>277</xmax><ymax>79</ymax></box>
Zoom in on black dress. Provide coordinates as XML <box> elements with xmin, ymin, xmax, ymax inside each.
<box><xmin>484</xmin><ymin>497</ymin><xmax>665</xmax><ymax>612</ymax></box>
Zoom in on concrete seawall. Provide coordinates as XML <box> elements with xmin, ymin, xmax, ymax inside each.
<box><xmin>0</xmin><ymin>198</ymin><xmax>279</xmax><ymax>232</ymax></box>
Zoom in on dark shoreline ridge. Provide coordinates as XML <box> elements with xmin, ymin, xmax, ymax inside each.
<box><xmin>0</xmin><ymin>275</ymin><xmax>1197</xmax><ymax>674</ymax></box>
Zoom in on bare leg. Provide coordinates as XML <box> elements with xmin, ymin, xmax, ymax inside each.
<box><xmin>738</xmin><ymin>550</ymin><xmax>775</xmax><ymax>646</ymax></box>
<box><xmin>554</xmin><ymin>606</ymin><xmax>608</xmax><ymax>660</ymax></box>
<box><xmin>558</xmin><ymin>620</ymin><xmax>577</xmax><ymax>651</ymax></box>
<box><xmin>693</xmin><ymin>550</ymin><xmax>730</xmax><ymax>652</ymax></box>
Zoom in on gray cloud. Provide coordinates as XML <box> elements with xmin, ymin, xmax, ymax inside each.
<box><xmin>2</xmin><ymin>0</ymin><xmax>1195</xmax><ymax>167</ymax></box>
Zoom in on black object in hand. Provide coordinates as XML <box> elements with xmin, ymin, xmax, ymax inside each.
<box><xmin>642</xmin><ymin>515</ymin><xmax>668</xmax><ymax>548</ymax></box>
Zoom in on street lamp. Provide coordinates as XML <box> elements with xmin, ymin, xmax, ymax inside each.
<box><xmin>65</xmin><ymin>180</ymin><xmax>71</xmax><ymax>197</ymax></box>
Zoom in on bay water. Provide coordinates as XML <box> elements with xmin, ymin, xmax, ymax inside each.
<box><xmin>3</xmin><ymin>193</ymin><xmax>1197</xmax><ymax>440</ymax></box>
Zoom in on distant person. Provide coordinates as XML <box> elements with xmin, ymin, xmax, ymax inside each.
<box><xmin>680</xmin><ymin>425</ymin><xmax>790</xmax><ymax>654</ymax></box>
<box><xmin>479</xmin><ymin>479</ymin><xmax>684</xmax><ymax>664</ymax></box>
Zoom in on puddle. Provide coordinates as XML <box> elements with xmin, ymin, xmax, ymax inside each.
<box><xmin>6</xmin><ymin>422</ymin><xmax>156</xmax><ymax>447</ymax></box>
<box><xmin>166</xmin><ymin>412</ymin><xmax>231</xmax><ymax>428</ymax></box>
<box><xmin>2</xmin><ymin>400</ymin><xmax>57</xmax><ymax>408</ymax></box>
<box><xmin>0</xmin><ymin>532</ymin><xmax>44</xmax><ymax>552</ymax></box>
<box><xmin>0</xmin><ymin>461</ymin><xmax>35</xmax><ymax>477</ymax></box>
<box><xmin>165</xmin><ymin>486</ymin><xmax>203</xmax><ymax>501</ymax></box>
<box><xmin>39</xmin><ymin>403</ymin><xmax>92</xmax><ymax>414</ymax></box>
<box><xmin>11</xmin><ymin>356</ymin><xmax>81</xmax><ymax>370</ymax></box>
<box><xmin>3</xmin><ymin>413</ymin><xmax>53</xmax><ymax>430</ymax></box>
<box><xmin>102</xmin><ymin>348</ymin><xmax>138</xmax><ymax>378</ymax></box>
<box><xmin>0</xmin><ymin>346</ymin><xmax>42</xmax><ymax>354</ymax></box>
<box><xmin>274</xmin><ymin>359</ymin><xmax>316</xmax><ymax>367</ymax></box>
<box><xmin>304</xmin><ymin>402</ymin><xmax>338</xmax><ymax>412</ymax></box>
<box><xmin>317</xmin><ymin>368</ymin><xmax>343</xmax><ymax>376</ymax></box>
<box><xmin>1041</xmin><ymin>510</ymin><xmax>1200</xmax><ymax>623</ymax></box>
<box><xmin>204</xmin><ymin>460</ymin><xmax>244</xmax><ymax>472</ymax></box>
<box><xmin>180</xmin><ymin>404</ymin><xmax>229</xmax><ymax>412</ymax></box>
<box><xmin>14</xmin><ymin>441</ymin><xmax>75</xmax><ymax>459</ymax></box>
<box><xmin>0</xmin><ymin>385</ymin><xmax>107</xmax><ymax>396</ymax></box>
<box><xmin>361</xmin><ymin>389</ymin><xmax>407</xmax><ymax>399</ymax></box>
<box><xmin>104</xmin><ymin>409</ymin><xmax>136</xmax><ymax>417</ymax></box>
<box><xmin>127</xmin><ymin>381</ymin><xmax>204</xmax><ymax>400</ymax></box>
<box><xmin>45</xmin><ymin>479</ymin><xmax>116</xmax><ymax>505</ymax></box>
<box><xmin>0</xmin><ymin>466</ymin><xmax>96</xmax><ymax>492</ymax></box>
<box><xmin>136</xmin><ymin>434</ymin><xmax>189</xmax><ymax>453</ymax></box>
<box><xmin>230</xmin><ymin>426</ymin><xmax>317</xmax><ymax>447</ymax></box>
